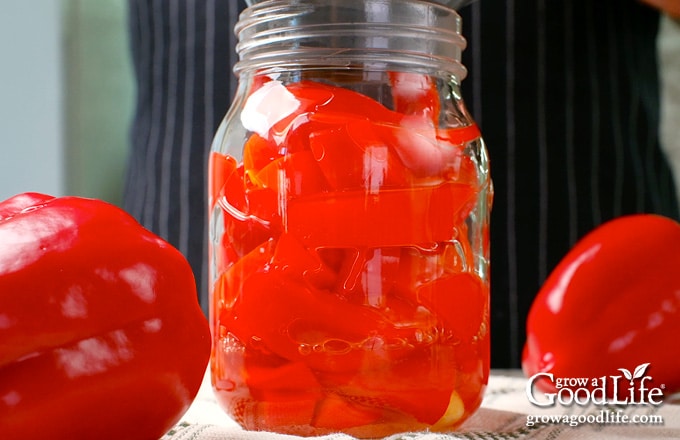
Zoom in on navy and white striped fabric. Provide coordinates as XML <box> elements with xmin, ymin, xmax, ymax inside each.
<box><xmin>459</xmin><ymin>0</ymin><xmax>679</xmax><ymax>366</ymax></box>
<box><xmin>124</xmin><ymin>0</ymin><xmax>247</xmax><ymax>314</ymax></box>
<box><xmin>124</xmin><ymin>0</ymin><xmax>679</xmax><ymax>368</ymax></box>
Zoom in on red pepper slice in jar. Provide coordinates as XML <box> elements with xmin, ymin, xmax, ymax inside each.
<box><xmin>210</xmin><ymin>153</ymin><xmax>278</xmax><ymax>269</ymax></box>
<box><xmin>286</xmin><ymin>183</ymin><xmax>477</xmax><ymax>248</ymax></box>
<box><xmin>415</xmin><ymin>272</ymin><xmax>488</xmax><ymax>342</ymax></box>
<box><xmin>243</xmin><ymin>132</ymin><xmax>283</xmax><ymax>178</ymax></box>
<box><xmin>218</xmin><ymin>242</ymin><xmax>434</xmax><ymax>374</ymax></box>
<box><xmin>253</xmin><ymin>150</ymin><xmax>330</xmax><ymax>197</ymax></box>
<box><xmin>306</xmin><ymin>116</ymin><xmax>417</xmax><ymax>190</ymax></box>
<box><xmin>389</xmin><ymin>71</ymin><xmax>442</xmax><ymax>124</ymax></box>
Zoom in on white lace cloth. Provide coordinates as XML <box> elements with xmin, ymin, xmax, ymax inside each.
<box><xmin>161</xmin><ymin>370</ymin><xmax>680</xmax><ymax>440</ymax></box>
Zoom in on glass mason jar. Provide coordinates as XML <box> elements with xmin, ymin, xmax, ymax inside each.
<box><xmin>208</xmin><ymin>0</ymin><xmax>492</xmax><ymax>437</ymax></box>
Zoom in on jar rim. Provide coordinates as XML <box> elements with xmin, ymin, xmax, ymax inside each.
<box><xmin>234</xmin><ymin>0</ymin><xmax>467</xmax><ymax>81</ymax></box>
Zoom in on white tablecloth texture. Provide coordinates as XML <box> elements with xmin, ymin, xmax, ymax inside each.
<box><xmin>161</xmin><ymin>370</ymin><xmax>680</xmax><ymax>440</ymax></box>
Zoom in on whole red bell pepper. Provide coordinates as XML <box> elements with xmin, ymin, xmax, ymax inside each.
<box><xmin>523</xmin><ymin>214</ymin><xmax>680</xmax><ymax>399</ymax></box>
<box><xmin>0</xmin><ymin>193</ymin><xmax>211</xmax><ymax>440</ymax></box>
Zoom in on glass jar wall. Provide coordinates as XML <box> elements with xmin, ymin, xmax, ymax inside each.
<box><xmin>208</xmin><ymin>1</ymin><xmax>492</xmax><ymax>437</ymax></box>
